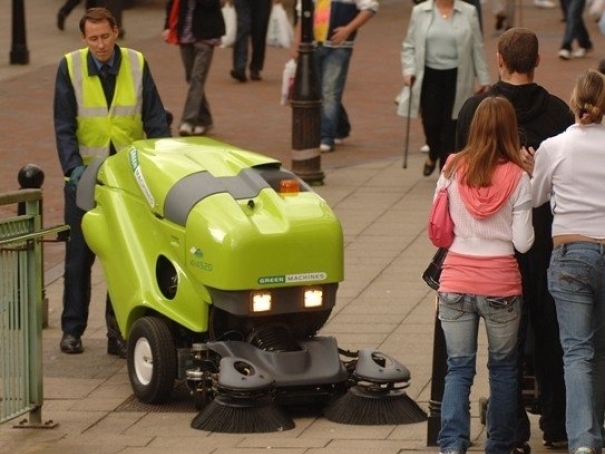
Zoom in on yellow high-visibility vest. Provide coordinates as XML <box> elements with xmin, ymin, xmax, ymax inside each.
<box><xmin>66</xmin><ymin>47</ymin><xmax>145</xmax><ymax>163</ymax></box>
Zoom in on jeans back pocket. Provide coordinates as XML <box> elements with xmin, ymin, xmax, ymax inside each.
<box><xmin>486</xmin><ymin>295</ymin><xmax>520</xmax><ymax>324</ymax></box>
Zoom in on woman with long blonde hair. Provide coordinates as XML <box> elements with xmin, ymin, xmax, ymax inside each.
<box><xmin>432</xmin><ymin>96</ymin><xmax>534</xmax><ymax>454</ymax></box>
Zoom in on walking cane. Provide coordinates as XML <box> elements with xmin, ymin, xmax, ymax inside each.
<box><xmin>403</xmin><ymin>78</ymin><xmax>415</xmax><ymax>169</ymax></box>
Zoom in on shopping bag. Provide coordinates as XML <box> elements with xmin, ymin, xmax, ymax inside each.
<box><xmin>589</xmin><ymin>0</ymin><xmax>605</xmax><ymax>20</ymax></box>
<box><xmin>220</xmin><ymin>3</ymin><xmax>237</xmax><ymax>48</ymax></box>
<box><xmin>281</xmin><ymin>58</ymin><xmax>297</xmax><ymax>105</ymax></box>
<box><xmin>266</xmin><ymin>3</ymin><xmax>294</xmax><ymax>48</ymax></box>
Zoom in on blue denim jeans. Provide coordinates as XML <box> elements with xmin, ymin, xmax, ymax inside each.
<box><xmin>180</xmin><ymin>42</ymin><xmax>215</xmax><ymax>127</ymax></box>
<box><xmin>548</xmin><ymin>242</ymin><xmax>605</xmax><ymax>452</ymax></box>
<box><xmin>314</xmin><ymin>45</ymin><xmax>352</xmax><ymax>147</ymax></box>
<box><xmin>561</xmin><ymin>0</ymin><xmax>592</xmax><ymax>50</ymax></box>
<box><xmin>438</xmin><ymin>292</ymin><xmax>521</xmax><ymax>454</ymax></box>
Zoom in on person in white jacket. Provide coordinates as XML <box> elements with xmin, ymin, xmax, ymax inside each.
<box><xmin>398</xmin><ymin>0</ymin><xmax>490</xmax><ymax>177</ymax></box>
<box><xmin>531</xmin><ymin>69</ymin><xmax>605</xmax><ymax>454</ymax></box>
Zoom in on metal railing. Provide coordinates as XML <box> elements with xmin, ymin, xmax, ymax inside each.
<box><xmin>0</xmin><ymin>189</ymin><xmax>66</xmax><ymax>427</ymax></box>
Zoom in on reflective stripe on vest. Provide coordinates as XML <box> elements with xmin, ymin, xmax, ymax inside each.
<box><xmin>66</xmin><ymin>48</ymin><xmax>145</xmax><ymax>160</ymax></box>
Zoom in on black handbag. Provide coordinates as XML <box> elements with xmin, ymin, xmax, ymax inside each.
<box><xmin>422</xmin><ymin>248</ymin><xmax>448</xmax><ymax>291</ymax></box>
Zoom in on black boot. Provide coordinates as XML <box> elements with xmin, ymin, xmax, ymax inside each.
<box><xmin>107</xmin><ymin>332</ymin><xmax>127</xmax><ymax>359</ymax></box>
<box><xmin>106</xmin><ymin>296</ymin><xmax>127</xmax><ymax>358</ymax></box>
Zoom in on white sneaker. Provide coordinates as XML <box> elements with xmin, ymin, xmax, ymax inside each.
<box><xmin>573</xmin><ymin>448</ymin><xmax>596</xmax><ymax>454</ymax></box>
<box><xmin>534</xmin><ymin>0</ymin><xmax>556</xmax><ymax>8</ymax></box>
<box><xmin>179</xmin><ymin>122</ymin><xmax>193</xmax><ymax>136</ymax></box>
<box><xmin>558</xmin><ymin>49</ymin><xmax>571</xmax><ymax>60</ymax></box>
<box><xmin>572</xmin><ymin>47</ymin><xmax>591</xmax><ymax>58</ymax></box>
<box><xmin>192</xmin><ymin>126</ymin><xmax>206</xmax><ymax>136</ymax></box>
<box><xmin>420</xmin><ymin>144</ymin><xmax>430</xmax><ymax>153</ymax></box>
<box><xmin>320</xmin><ymin>143</ymin><xmax>334</xmax><ymax>153</ymax></box>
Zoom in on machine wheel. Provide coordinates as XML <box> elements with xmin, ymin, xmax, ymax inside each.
<box><xmin>127</xmin><ymin>316</ymin><xmax>177</xmax><ymax>404</ymax></box>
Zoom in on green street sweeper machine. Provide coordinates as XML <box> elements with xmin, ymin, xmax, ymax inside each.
<box><xmin>77</xmin><ymin>137</ymin><xmax>426</xmax><ymax>432</ymax></box>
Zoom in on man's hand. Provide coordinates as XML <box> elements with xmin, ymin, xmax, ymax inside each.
<box><xmin>520</xmin><ymin>146</ymin><xmax>535</xmax><ymax>176</ymax></box>
<box><xmin>68</xmin><ymin>165</ymin><xmax>87</xmax><ymax>188</ymax></box>
<box><xmin>476</xmin><ymin>85</ymin><xmax>490</xmax><ymax>94</ymax></box>
<box><xmin>329</xmin><ymin>26</ymin><xmax>353</xmax><ymax>45</ymax></box>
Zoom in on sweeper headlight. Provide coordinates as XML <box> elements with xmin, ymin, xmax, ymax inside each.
<box><xmin>251</xmin><ymin>291</ymin><xmax>272</xmax><ymax>313</ymax></box>
<box><xmin>303</xmin><ymin>287</ymin><xmax>323</xmax><ymax>308</ymax></box>
<box><xmin>209</xmin><ymin>284</ymin><xmax>338</xmax><ymax>316</ymax></box>
<box><xmin>250</xmin><ymin>287</ymin><xmax>323</xmax><ymax>312</ymax></box>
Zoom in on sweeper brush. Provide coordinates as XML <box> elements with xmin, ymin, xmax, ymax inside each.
<box><xmin>77</xmin><ymin>137</ymin><xmax>426</xmax><ymax>432</ymax></box>
<box><xmin>324</xmin><ymin>349</ymin><xmax>427</xmax><ymax>425</ymax></box>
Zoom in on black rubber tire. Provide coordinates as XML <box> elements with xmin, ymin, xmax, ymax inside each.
<box><xmin>127</xmin><ymin>316</ymin><xmax>177</xmax><ymax>404</ymax></box>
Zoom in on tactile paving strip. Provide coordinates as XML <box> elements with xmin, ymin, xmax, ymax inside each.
<box><xmin>115</xmin><ymin>382</ymin><xmax>196</xmax><ymax>413</ymax></box>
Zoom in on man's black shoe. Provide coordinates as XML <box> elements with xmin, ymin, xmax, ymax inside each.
<box><xmin>107</xmin><ymin>336</ymin><xmax>127</xmax><ymax>359</ymax></box>
<box><xmin>57</xmin><ymin>11</ymin><xmax>67</xmax><ymax>31</ymax></box>
<box><xmin>60</xmin><ymin>334</ymin><xmax>83</xmax><ymax>354</ymax></box>
<box><xmin>544</xmin><ymin>439</ymin><xmax>568</xmax><ymax>450</ymax></box>
<box><xmin>513</xmin><ymin>442</ymin><xmax>531</xmax><ymax>454</ymax></box>
<box><xmin>230</xmin><ymin>69</ymin><xmax>247</xmax><ymax>82</ymax></box>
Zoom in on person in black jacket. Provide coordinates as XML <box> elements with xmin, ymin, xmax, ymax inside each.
<box><xmin>456</xmin><ymin>27</ymin><xmax>574</xmax><ymax>454</ymax></box>
<box><xmin>163</xmin><ymin>0</ymin><xmax>226</xmax><ymax>136</ymax></box>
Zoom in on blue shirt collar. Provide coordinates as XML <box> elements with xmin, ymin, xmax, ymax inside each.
<box><xmin>92</xmin><ymin>52</ymin><xmax>116</xmax><ymax>71</ymax></box>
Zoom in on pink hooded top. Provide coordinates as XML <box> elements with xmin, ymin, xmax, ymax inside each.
<box><xmin>436</xmin><ymin>159</ymin><xmax>533</xmax><ymax>296</ymax></box>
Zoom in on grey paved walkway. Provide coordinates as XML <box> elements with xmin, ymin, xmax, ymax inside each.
<box><xmin>1</xmin><ymin>0</ymin><xmax>603</xmax><ymax>452</ymax></box>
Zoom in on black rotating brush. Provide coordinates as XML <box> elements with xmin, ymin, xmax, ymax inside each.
<box><xmin>191</xmin><ymin>393</ymin><xmax>295</xmax><ymax>433</ymax></box>
<box><xmin>324</xmin><ymin>349</ymin><xmax>428</xmax><ymax>425</ymax></box>
<box><xmin>324</xmin><ymin>385</ymin><xmax>427</xmax><ymax>425</ymax></box>
<box><xmin>190</xmin><ymin>357</ymin><xmax>295</xmax><ymax>433</ymax></box>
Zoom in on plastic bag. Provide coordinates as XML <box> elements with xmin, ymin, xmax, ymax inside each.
<box><xmin>589</xmin><ymin>0</ymin><xmax>605</xmax><ymax>20</ymax></box>
<box><xmin>267</xmin><ymin>3</ymin><xmax>294</xmax><ymax>48</ymax></box>
<box><xmin>281</xmin><ymin>59</ymin><xmax>297</xmax><ymax>105</ymax></box>
<box><xmin>220</xmin><ymin>3</ymin><xmax>236</xmax><ymax>48</ymax></box>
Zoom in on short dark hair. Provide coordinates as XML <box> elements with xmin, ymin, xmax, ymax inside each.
<box><xmin>79</xmin><ymin>7</ymin><xmax>117</xmax><ymax>34</ymax></box>
<box><xmin>497</xmin><ymin>28</ymin><xmax>539</xmax><ymax>74</ymax></box>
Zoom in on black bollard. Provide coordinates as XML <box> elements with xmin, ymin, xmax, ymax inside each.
<box><xmin>290</xmin><ymin>0</ymin><xmax>324</xmax><ymax>185</ymax></box>
<box><xmin>427</xmin><ymin>308</ymin><xmax>448</xmax><ymax>446</ymax></box>
<box><xmin>17</xmin><ymin>164</ymin><xmax>45</xmax><ymax>214</ymax></box>
<box><xmin>17</xmin><ymin>164</ymin><xmax>50</xmax><ymax>328</ymax></box>
<box><xmin>10</xmin><ymin>0</ymin><xmax>29</xmax><ymax>65</ymax></box>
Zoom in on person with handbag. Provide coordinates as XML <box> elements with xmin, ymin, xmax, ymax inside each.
<box><xmin>432</xmin><ymin>96</ymin><xmax>534</xmax><ymax>454</ymax></box>
<box><xmin>456</xmin><ymin>28</ymin><xmax>574</xmax><ymax>453</ymax></box>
